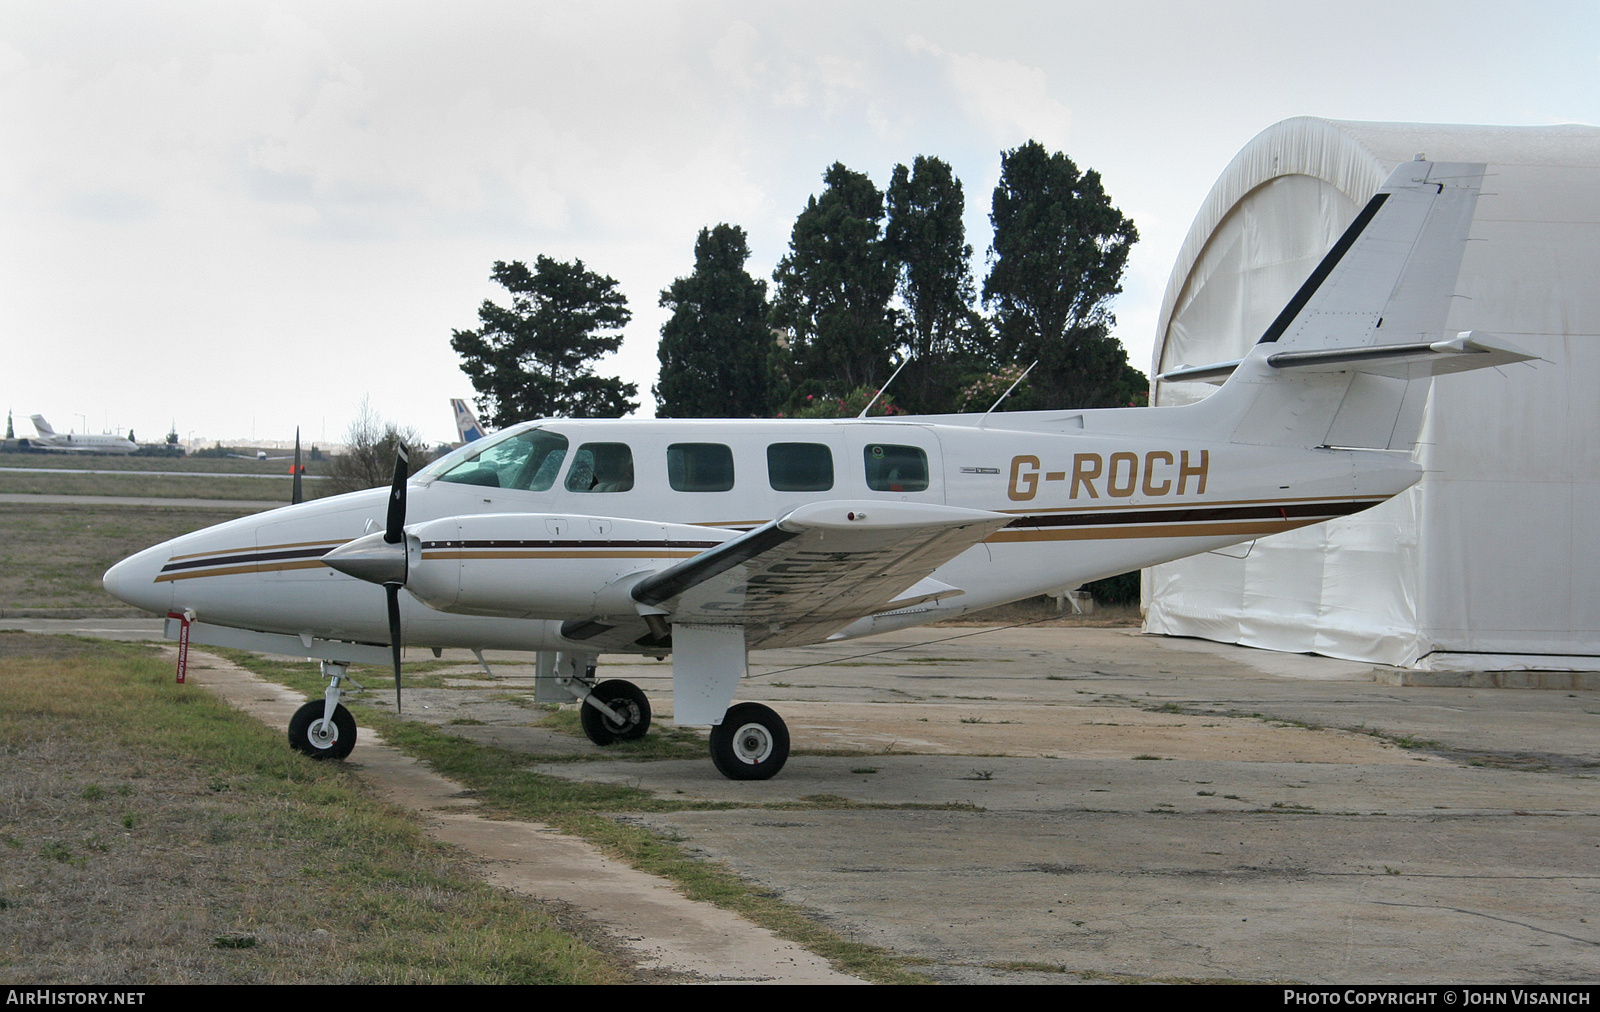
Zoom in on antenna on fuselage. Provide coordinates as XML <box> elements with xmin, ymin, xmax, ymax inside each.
<box><xmin>291</xmin><ymin>427</ymin><xmax>304</xmax><ymax>505</ymax></box>
<box><xmin>857</xmin><ymin>358</ymin><xmax>911</xmax><ymax>418</ymax></box>
<box><xmin>977</xmin><ymin>360</ymin><xmax>1037</xmax><ymax>428</ymax></box>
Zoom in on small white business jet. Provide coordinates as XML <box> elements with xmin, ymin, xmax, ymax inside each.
<box><xmin>26</xmin><ymin>415</ymin><xmax>138</xmax><ymax>454</ymax></box>
<box><xmin>103</xmin><ymin>160</ymin><xmax>1533</xmax><ymax>779</ymax></box>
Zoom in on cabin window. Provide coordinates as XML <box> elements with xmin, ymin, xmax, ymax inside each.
<box><xmin>566</xmin><ymin>442</ymin><xmax>635</xmax><ymax>493</ymax></box>
<box><xmin>668</xmin><ymin>443</ymin><xmax>734</xmax><ymax>492</ymax></box>
<box><xmin>863</xmin><ymin>443</ymin><xmax>929</xmax><ymax>492</ymax></box>
<box><xmin>767</xmin><ymin>442</ymin><xmax>833</xmax><ymax>491</ymax></box>
<box><xmin>435</xmin><ymin>429</ymin><xmax>569</xmax><ymax>492</ymax></box>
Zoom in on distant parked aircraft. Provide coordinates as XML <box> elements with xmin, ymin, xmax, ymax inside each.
<box><xmin>452</xmin><ymin>399</ymin><xmax>486</xmax><ymax>443</ymax></box>
<box><xmin>26</xmin><ymin>415</ymin><xmax>137</xmax><ymax>454</ymax></box>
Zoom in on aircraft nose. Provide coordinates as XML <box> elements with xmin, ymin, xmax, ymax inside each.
<box><xmin>102</xmin><ymin>546</ymin><xmax>173</xmax><ymax>615</ymax></box>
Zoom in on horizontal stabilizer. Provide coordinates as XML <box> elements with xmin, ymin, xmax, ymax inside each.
<box><xmin>1265</xmin><ymin>331</ymin><xmax>1538</xmax><ymax>378</ymax></box>
<box><xmin>1157</xmin><ymin>359</ymin><xmax>1244</xmax><ymax>385</ymax></box>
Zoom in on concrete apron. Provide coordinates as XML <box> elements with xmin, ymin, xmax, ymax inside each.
<box><xmin>171</xmin><ymin>646</ymin><xmax>863</xmax><ymax>985</ymax></box>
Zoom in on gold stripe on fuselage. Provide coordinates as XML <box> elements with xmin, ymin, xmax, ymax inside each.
<box><xmin>987</xmin><ymin>518</ymin><xmax>1321</xmax><ymax>543</ymax></box>
<box><xmin>166</xmin><ymin>538</ymin><xmax>346</xmax><ymax>562</ymax></box>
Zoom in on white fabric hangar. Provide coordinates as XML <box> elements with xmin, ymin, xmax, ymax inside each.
<box><xmin>1143</xmin><ymin>117</ymin><xmax>1600</xmax><ymax>670</ymax></box>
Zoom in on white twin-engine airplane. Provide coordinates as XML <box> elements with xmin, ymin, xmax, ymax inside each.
<box><xmin>104</xmin><ymin>160</ymin><xmax>1534</xmax><ymax>780</ymax></box>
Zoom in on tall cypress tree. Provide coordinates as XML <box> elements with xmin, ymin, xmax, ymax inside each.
<box><xmin>770</xmin><ymin>163</ymin><xmax>897</xmax><ymax>408</ymax></box>
<box><xmin>984</xmin><ymin>141</ymin><xmax>1141</xmax><ymax>409</ymax></box>
<box><xmin>654</xmin><ymin>224</ymin><xmax>771</xmax><ymax>418</ymax></box>
<box><xmin>885</xmin><ymin>155</ymin><xmax>985</xmax><ymax>413</ymax></box>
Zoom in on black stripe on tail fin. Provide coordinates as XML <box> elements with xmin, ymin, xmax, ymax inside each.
<box><xmin>1257</xmin><ymin>192</ymin><xmax>1389</xmax><ymax>344</ymax></box>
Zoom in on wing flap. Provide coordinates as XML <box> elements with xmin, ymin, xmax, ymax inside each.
<box><xmin>631</xmin><ymin>501</ymin><xmax>1008</xmax><ymax>647</ymax></box>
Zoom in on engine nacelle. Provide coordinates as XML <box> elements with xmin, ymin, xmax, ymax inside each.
<box><xmin>404</xmin><ymin>512</ymin><xmax>734</xmax><ymax>619</ymax></box>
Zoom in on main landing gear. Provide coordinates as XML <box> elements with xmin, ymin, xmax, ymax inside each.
<box><xmin>560</xmin><ymin>658</ymin><xmax>791</xmax><ymax>780</ymax></box>
<box><xmin>579</xmin><ymin>679</ymin><xmax>651</xmax><ymax>744</ymax></box>
<box><xmin>709</xmin><ymin>702</ymin><xmax>789</xmax><ymax>780</ymax></box>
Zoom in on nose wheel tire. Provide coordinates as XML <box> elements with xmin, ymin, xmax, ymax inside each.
<box><xmin>579</xmin><ymin>679</ymin><xmax>652</xmax><ymax>745</ymax></box>
<box><xmin>709</xmin><ymin>702</ymin><xmax>789</xmax><ymax>781</ymax></box>
<box><xmin>288</xmin><ymin>700</ymin><xmax>357</xmax><ymax>760</ymax></box>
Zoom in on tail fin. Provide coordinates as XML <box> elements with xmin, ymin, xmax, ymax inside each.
<box><xmin>451</xmin><ymin>399</ymin><xmax>485</xmax><ymax>443</ymax></box>
<box><xmin>1164</xmin><ymin>159</ymin><xmax>1535</xmax><ymax>450</ymax></box>
<box><xmin>1260</xmin><ymin>158</ymin><xmax>1482</xmax><ymax>354</ymax></box>
<box><xmin>30</xmin><ymin>414</ymin><xmax>55</xmax><ymax>437</ymax></box>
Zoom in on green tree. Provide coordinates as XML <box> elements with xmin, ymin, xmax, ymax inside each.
<box><xmin>983</xmin><ymin>141</ymin><xmax>1141</xmax><ymax>409</ymax></box>
<box><xmin>654</xmin><ymin>225</ymin><xmax>772</xmax><ymax>418</ymax></box>
<box><xmin>328</xmin><ymin>398</ymin><xmax>434</xmax><ymax>496</ymax></box>
<box><xmin>885</xmin><ymin>156</ymin><xmax>986</xmax><ymax>413</ymax></box>
<box><xmin>770</xmin><ymin>163</ymin><xmax>897</xmax><ymax>410</ymax></box>
<box><xmin>452</xmin><ymin>257</ymin><xmax>638</xmax><ymax>426</ymax></box>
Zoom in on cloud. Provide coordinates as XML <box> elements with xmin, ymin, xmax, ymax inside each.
<box><xmin>906</xmin><ymin>34</ymin><xmax>1071</xmax><ymax>152</ymax></box>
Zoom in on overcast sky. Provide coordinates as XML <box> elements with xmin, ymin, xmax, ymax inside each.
<box><xmin>3</xmin><ymin>1</ymin><xmax>1596</xmax><ymax>446</ymax></box>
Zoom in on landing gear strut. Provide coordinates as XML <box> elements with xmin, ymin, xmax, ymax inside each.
<box><xmin>287</xmin><ymin>661</ymin><xmax>361</xmax><ymax>760</ymax></box>
<box><xmin>579</xmin><ymin>679</ymin><xmax>652</xmax><ymax>745</ymax></box>
<box><xmin>709</xmin><ymin>702</ymin><xmax>790</xmax><ymax>780</ymax></box>
<box><xmin>543</xmin><ymin>652</ymin><xmax>654</xmax><ymax>747</ymax></box>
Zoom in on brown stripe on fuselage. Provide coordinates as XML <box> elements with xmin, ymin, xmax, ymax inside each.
<box><xmin>996</xmin><ymin>492</ymin><xmax>1385</xmax><ymax>517</ymax></box>
<box><xmin>154</xmin><ymin>559</ymin><xmax>331</xmax><ymax>582</ymax></box>
<box><xmin>1000</xmin><ymin>499</ymin><xmax>1382</xmax><ymax>531</ymax></box>
<box><xmin>987</xmin><ymin>519</ymin><xmax>1319</xmax><ymax>543</ymax></box>
<box><xmin>420</xmin><ymin>550</ymin><xmax>702</xmax><ymax>561</ymax></box>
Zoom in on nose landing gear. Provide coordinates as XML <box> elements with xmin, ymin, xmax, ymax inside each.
<box><xmin>287</xmin><ymin>660</ymin><xmax>361</xmax><ymax>760</ymax></box>
<box><xmin>288</xmin><ymin>699</ymin><xmax>356</xmax><ymax>760</ymax></box>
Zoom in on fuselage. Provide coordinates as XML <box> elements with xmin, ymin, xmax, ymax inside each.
<box><xmin>26</xmin><ymin>432</ymin><xmax>139</xmax><ymax>453</ymax></box>
<box><xmin>102</xmin><ymin>411</ymin><xmax>1422</xmax><ymax>654</ymax></box>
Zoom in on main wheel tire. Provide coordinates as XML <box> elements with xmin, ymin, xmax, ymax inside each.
<box><xmin>709</xmin><ymin>702</ymin><xmax>789</xmax><ymax>781</ymax></box>
<box><xmin>287</xmin><ymin>699</ymin><xmax>357</xmax><ymax>760</ymax></box>
<box><xmin>579</xmin><ymin>679</ymin><xmax>652</xmax><ymax>745</ymax></box>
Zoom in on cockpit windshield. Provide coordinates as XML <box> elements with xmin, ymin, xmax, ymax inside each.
<box><xmin>424</xmin><ymin>427</ymin><xmax>570</xmax><ymax>492</ymax></box>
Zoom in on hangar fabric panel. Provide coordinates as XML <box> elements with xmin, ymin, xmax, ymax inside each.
<box><xmin>1144</xmin><ymin>118</ymin><xmax>1600</xmax><ymax>670</ymax></box>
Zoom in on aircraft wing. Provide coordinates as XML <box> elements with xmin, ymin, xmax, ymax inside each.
<box><xmin>630</xmin><ymin>501</ymin><xmax>1010</xmax><ymax>649</ymax></box>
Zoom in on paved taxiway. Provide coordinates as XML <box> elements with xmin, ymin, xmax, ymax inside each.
<box><xmin>12</xmin><ymin>616</ymin><xmax>1599</xmax><ymax>984</ymax></box>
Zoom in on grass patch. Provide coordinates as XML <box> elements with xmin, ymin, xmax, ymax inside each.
<box><xmin>0</xmin><ymin>451</ymin><xmax>328</xmax><ymax>476</ymax></box>
<box><xmin>229</xmin><ymin>652</ymin><xmax>942</xmax><ymax>983</ymax></box>
<box><xmin>0</xmin><ymin>503</ymin><xmax>263</xmax><ymax>610</ymax></box>
<box><xmin>0</xmin><ymin>471</ymin><xmax>330</xmax><ymax>502</ymax></box>
<box><xmin>0</xmin><ymin>634</ymin><xmax>628</xmax><ymax>984</ymax></box>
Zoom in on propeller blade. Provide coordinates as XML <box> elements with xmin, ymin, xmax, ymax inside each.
<box><xmin>291</xmin><ymin>427</ymin><xmax>303</xmax><ymax>505</ymax></box>
<box><xmin>386</xmin><ymin>581</ymin><xmax>403</xmax><ymax>713</ymax></box>
<box><xmin>385</xmin><ymin>444</ymin><xmax>409</xmax><ymax>545</ymax></box>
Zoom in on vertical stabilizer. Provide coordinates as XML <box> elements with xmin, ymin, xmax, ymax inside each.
<box><xmin>30</xmin><ymin>414</ymin><xmax>56</xmax><ymax>437</ymax></box>
<box><xmin>1258</xmin><ymin>159</ymin><xmax>1483</xmax><ymax>354</ymax></box>
<box><xmin>451</xmin><ymin>399</ymin><xmax>486</xmax><ymax>443</ymax></box>
<box><xmin>1205</xmin><ymin>159</ymin><xmax>1486</xmax><ymax>450</ymax></box>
